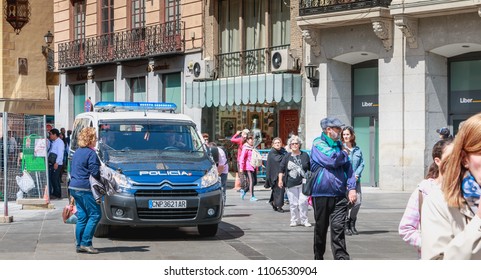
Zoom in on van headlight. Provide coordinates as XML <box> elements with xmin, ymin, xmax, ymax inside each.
<box><xmin>201</xmin><ymin>166</ymin><xmax>219</xmax><ymax>188</ymax></box>
<box><xmin>112</xmin><ymin>170</ymin><xmax>133</xmax><ymax>192</ymax></box>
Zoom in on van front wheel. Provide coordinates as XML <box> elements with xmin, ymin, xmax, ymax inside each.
<box><xmin>198</xmin><ymin>224</ymin><xmax>218</xmax><ymax>237</ymax></box>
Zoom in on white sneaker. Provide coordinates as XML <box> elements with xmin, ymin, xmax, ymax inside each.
<box><xmin>290</xmin><ymin>222</ymin><xmax>297</xmax><ymax>227</ymax></box>
<box><xmin>303</xmin><ymin>222</ymin><xmax>312</xmax><ymax>227</ymax></box>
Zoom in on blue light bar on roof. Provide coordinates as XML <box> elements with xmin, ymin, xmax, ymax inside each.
<box><xmin>94</xmin><ymin>101</ymin><xmax>177</xmax><ymax>112</ymax></box>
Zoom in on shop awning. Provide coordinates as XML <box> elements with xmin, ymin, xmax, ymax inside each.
<box><xmin>186</xmin><ymin>73</ymin><xmax>303</xmax><ymax>108</ymax></box>
<box><xmin>0</xmin><ymin>99</ymin><xmax>54</xmax><ymax>115</ymax></box>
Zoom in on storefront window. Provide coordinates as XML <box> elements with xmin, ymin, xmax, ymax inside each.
<box><xmin>164</xmin><ymin>73</ymin><xmax>181</xmax><ymax>113</ymax></box>
<box><xmin>101</xmin><ymin>80</ymin><xmax>114</xmax><ymax>101</ymax></box>
<box><xmin>73</xmin><ymin>84</ymin><xmax>86</xmax><ymax>116</ymax></box>
<box><xmin>130</xmin><ymin>77</ymin><xmax>146</xmax><ymax>101</ymax></box>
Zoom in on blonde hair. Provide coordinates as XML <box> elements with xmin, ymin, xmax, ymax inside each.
<box><xmin>440</xmin><ymin>113</ymin><xmax>481</xmax><ymax>207</ymax></box>
<box><xmin>77</xmin><ymin>127</ymin><xmax>97</xmax><ymax>148</ymax></box>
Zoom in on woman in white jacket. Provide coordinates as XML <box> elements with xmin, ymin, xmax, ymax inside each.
<box><xmin>421</xmin><ymin>113</ymin><xmax>481</xmax><ymax>259</ymax></box>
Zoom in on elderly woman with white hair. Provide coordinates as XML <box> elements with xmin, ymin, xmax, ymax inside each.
<box><xmin>278</xmin><ymin>135</ymin><xmax>312</xmax><ymax>227</ymax></box>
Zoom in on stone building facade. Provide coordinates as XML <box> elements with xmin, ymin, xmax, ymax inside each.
<box><xmin>297</xmin><ymin>0</ymin><xmax>481</xmax><ymax>190</ymax></box>
<box><xmin>1</xmin><ymin>0</ymin><xmax>54</xmax><ymax>115</ymax></box>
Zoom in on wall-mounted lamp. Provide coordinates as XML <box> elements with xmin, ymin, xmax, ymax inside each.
<box><xmin>305</xmin><ymin>64</ymin><xmax>319</xmax><ymax>88</ymax></box>
<box><xmin>5</xmin><ymin>0</ymin><xmax>31</xmax><ymax>34</ymax></box>
<box><xmin>42</xmin><ymin>31</ymin><xmax>54</xmax><ymax>71</ymax></box>
<box><xmin>44</xmin><ymin>30</ymin><xmax>54</xmax><ymax>47</ymax></box>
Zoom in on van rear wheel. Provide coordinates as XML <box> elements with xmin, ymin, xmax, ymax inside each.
<box><xmin>198</xmin><ymin>224</ymin><xmax>218</xmax><ymax>237</ymax></box>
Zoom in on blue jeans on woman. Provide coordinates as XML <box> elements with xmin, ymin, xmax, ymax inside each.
<box><xmin>70</xmin><ymin>189</ymin><xmax>101</xmax><ymax>247</ymax></box>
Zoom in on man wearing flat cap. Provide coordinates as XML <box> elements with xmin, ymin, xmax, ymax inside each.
<box><xmin>310</xmin><ymin>117</ymin><xmax>357</xmax><ymax>260</ymax></box>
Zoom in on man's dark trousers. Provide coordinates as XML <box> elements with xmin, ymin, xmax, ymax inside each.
<box><xmin>312</xmin><ymin>196</ymin><xmax>349</xmax><ymax>260</ymax></box>
<box><xmin>49</xmin><ymin>165</ymin><xmax>63</xmax><ymax>198</ymax></box>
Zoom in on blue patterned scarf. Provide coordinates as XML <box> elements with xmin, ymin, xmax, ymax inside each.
<box><xmin>462</xmin><ymin>172</ymin><xmax>481</xmax><ymax>214</ymax></box>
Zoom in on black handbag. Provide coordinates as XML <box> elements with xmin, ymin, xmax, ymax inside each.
<box><xmin>302</xmin><ymin>167</ymin><xmax>321</xmax><ymax>196</ymax></box>
<box><xmin>48</xmin><ymin>153</ymin><xmax>57</xmax><ymax>166</ymax></box>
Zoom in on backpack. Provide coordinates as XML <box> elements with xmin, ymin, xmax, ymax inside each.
<box><xmin>250</xmin><ymin>148</ymin><xmax>263</xmax><ymax>168</ymax></box>
<box><xmin>209</xmin><ymin>146</ymin><xmax>220</xmax><ymax>165</ymax></box>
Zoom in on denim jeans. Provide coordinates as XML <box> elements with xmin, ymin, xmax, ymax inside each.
<box><xmin>70</xmin><ymin>189</ymin><xmax>101</xmax><ymax>247</ymax></box>
<box><xmin>49</xmin><ymin>165</ymin><xmax>63</xmax><ymax>198</ymax></box>
<box><xmin>220</xmin><ymin>173</ymin><xmax>228</xmax><ymax>204</ymax></box>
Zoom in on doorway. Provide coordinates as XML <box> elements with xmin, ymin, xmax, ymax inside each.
<box><xmin>279</xmin><ymin>109</ymin><xmax>299</xmax><ymax>144</ymax></box>
<box><xmin>353</xmin><ymin>116</ymin><xmax>378</xmax><ymax>187</ymax></box>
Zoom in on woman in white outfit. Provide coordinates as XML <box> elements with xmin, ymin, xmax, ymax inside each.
<box><xmin>421</xmin><ymin>113</ymin><xmax>481</xmax><ymax>259</ymax></box>
<box><xmin>278</xmin><ymin>135</ymin><xmax>311</xmax><ymax>227</ymax></box>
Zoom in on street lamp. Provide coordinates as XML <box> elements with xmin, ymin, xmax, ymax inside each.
<box><xmin>42</xmin><ymin>31</ymin><xmax>54</xmax><ymax>72</ymax></box>
<box><xmin>305</xmin><ymin>64</ymin><xmax>319</xmax><ymax>88</ymax></box>
<box><xmin>44</xmin><ymin>30</ymin><xmax>54</xmax><ymax>47</ymax></box>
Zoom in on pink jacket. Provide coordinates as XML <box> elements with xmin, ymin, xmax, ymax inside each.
<box><xmin>230</xmin><ymin>132</ymin><xmax>245</xmax><ymax>161</ymax></box>
<box><xmin>239</xmin><ymin>143</ymin><xmax>255</xmax><ymax>172</ymax></box>
<box><xmin>398</xmin><ymin>178</ymin><xmax>439</xmax><ymax>257</ymax></box>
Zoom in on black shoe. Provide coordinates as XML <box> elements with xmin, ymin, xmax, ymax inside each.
<box><xmin>277</xmin><ymin>208</ymin><xmax>285</xmax><ymax>213</ymax></box>
<box><xmin>78</xmin><ymin>245</ymin><xmax>99</xmax><ymax>254</ymax></box>
<box><xmin>351</xmin><ymin>219</ymin><xmax>359</xmax><ymax>235</ymax></box>
<box><xmin>270</xmin><ymin>202</ymin><xmax>277</xmax><ymax>211</ymax></box>
<box><xmin>345</xmin><ymin>219</ymin><xmax>352</xmax><ymax>236</ymax></box>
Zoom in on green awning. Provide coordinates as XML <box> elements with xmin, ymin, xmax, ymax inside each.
<box><xmin>187</xmin><ymin>73</ymin><xmax>302</xmax><ymax>108</ymax></box>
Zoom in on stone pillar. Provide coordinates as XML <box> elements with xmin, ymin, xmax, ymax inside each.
<box><xmin>116</xmin><ymin>64</ymin><xmax>128</xmax><ymax>101</ymax></box>
<box><xmin>378</xmin><ymin>26</ymin><xmax>405</xmax><ymax>191</ymax></box>
<box><xmin>86</xmin><ymin>68</ymin><xmax>99</xmax><ymax>104</ymax></box>
<box><xmin>378</xmin><ymin>24</ymin><xmax>427</xmax><ymax>191</ymax></box>
<box><xmin>56</xmin><ymin>73</ymin><xmax>72</xmax><ymax>129</ymax></box>
<box><xmin>147</xmin><ymin>60</ymin><xmax>160</xmax><ymax>102</ymax></box>
<box><xmin>326</xmin><ymin>60</ymin><xmax>351</xmax><ymax>125</ymax></box>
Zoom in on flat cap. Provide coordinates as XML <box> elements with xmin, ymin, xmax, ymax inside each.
<box><xmin>436</xmin><ymin>127</ymin><xmax>450</xmax><ymax>136</ymax></box>
<box><xmin>320</xmin><ymin>117</ymin><xmax>344</xmax><ymax>130</ymax></box>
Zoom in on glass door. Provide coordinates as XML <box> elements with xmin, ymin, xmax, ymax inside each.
<box><xmin>353</xmin><ymin>116</ymin><xmax>378</xmax><ymax>187</ymax></box>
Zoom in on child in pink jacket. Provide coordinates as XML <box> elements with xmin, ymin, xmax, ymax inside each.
<box><xmin>238</xmin><ymin>133</ymin><xmax>258</xmax><ymax>201</ymax></box>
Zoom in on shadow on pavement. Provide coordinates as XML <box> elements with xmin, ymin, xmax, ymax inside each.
<box><xmin>358</xmin><ymin>230</ymin><xmax>390</xmax><ymax>235</ymax></box>
<box><xmin>101</xmin><ymin>221</ymin><xmax>244</xmax><ymax>241</ymax></box>
<box><xmin>98</xmin><ymin>246</ymin><xmax>150</xmax><ymax>253</ymax></box>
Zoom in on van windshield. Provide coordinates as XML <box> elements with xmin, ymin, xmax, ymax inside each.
<box><xmin>97</xmin><ymin>122</ymin><xmax>206</xmax><ymax>163</ymax></box>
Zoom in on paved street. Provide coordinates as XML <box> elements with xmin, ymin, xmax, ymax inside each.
<box><xmin>0</xmin><ymin>182</ymin><xmax>417</xmax><ymax>260</ymax></box>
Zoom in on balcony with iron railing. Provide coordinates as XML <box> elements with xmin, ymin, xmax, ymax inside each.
<box><xmin>58</xmin><ymin>20</ymin><xmax>184</xmax><ymax>69</ymax></box>
<box><xmin>299</xmin><ymin>0</ymin><xmax>392</xmax><ymax>16</ymax></box>
<box><xmin>216</xmin><ymin>45</ymin><xmax>289</xmax><ymax>78</ymax></box>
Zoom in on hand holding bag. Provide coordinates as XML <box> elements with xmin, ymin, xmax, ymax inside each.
<box><xmin>302</xmin><ymin>167</ymin><xmax>321</xmax><ymax>196</ymax></box>
<box><xmin>62</xmin><ymin>197</ymin><xmax>77</xmax><ymax>224</ymax></box>
<box><xmin>48</xmin><ymin>152</ymin><xmax>57</xmax><ymax>166</ymax></box>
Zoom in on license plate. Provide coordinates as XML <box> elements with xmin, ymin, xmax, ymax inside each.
<box><xmin>149</xmin><ymin>200</ymin><xmax>187</xmax><ymax>209</ymax></box>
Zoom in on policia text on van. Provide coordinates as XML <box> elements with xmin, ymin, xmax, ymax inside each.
<box><xmin>68</xmin><ymin>102</ymin><xmax>223</xmax><ymax>237</ymax></box>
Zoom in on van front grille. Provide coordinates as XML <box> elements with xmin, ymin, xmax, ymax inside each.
<box><xmin>137</xmin><ymin>207</ymin><xmax>198</xmax><ymax>219</ymax></box>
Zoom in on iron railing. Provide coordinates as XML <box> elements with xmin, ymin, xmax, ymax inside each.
<box><xmin>58</xmin><ymin>20</ymin><xmax>184</xmax><ymax>69</ymax></box>
<box><xmin>216</xmin><ymin>45</ymin><xmax>289</xmax><ymax>78</ymax></box>
<box><xmin>299</xmin><ymin>0</ymin><xmax>392</xmax><ymax>16</ymax></box>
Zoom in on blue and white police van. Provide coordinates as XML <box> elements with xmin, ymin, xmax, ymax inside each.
<box><xmin>68</xmin><ymin>102</ymin><xmax>223</xmax><ymax>237</ymax></box>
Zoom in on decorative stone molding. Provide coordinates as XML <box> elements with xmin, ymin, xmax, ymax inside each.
<box><xmin>371</xmin><ymin>18</ymin><xmax>393</xmax><ymax>51</ymax></box>
<box><xmin>394</xmin><ymin>16</ymin><xmax>418</xmax><ymax>49</ymax></box>
<box><xmin>302</xmin><ymin>29</ymin><xmax>321</xmax><ymax>57</ymax></box>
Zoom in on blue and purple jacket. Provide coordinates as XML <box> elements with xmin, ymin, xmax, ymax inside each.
<box><xmin>310</xmin><ymin>133</ymin><xmax>356</xmax><ymax>197</ymax></box>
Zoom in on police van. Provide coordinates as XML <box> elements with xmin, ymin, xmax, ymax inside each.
<box><xmin>68</xmin><ymin>101</ymin><xmax>223</xmax><ymax>237</ymax></box>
